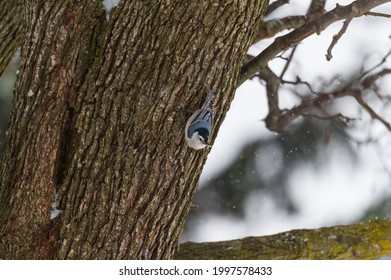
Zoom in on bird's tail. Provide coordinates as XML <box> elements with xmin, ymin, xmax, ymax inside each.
<box><xmin>203</xmin><ymin>90</ymin><xmax>214</xmax><ymax>108</ymax></box>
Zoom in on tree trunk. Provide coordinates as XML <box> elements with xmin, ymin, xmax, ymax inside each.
<box><xmin>0</xmin><ymin>0</ymin><xmax>22</xmax><ymax>75</ymax></box>
<box><xmin>0</xmin><ymin>0</ymin><xmax>268</xmax><ymax>259</ymax></box>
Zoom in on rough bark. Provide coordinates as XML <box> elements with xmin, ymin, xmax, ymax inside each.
<box><xmin>0</xmin><ymin>1</ymin><xmax>269</xmax><ymax>259</ymax></box>
<box><xmin>0</xmin><ymin>0</ymin><xmax>22</xmax><ymax>75</ymax></box>
<box><xmin>0</xmin><ymin>0</ymin><xmax>106</xmax><ymax>259</ymax></box>
<box><xmin>175</xmin><ymin>218</ymin><xmax>391</xmax><ymax>260</ymax></box>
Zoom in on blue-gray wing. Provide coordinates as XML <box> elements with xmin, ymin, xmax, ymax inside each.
<box><xmin>187</xmin><ymin>109</ymin><xmax>214</xmax><ymax>140</ymax></box>
<box><xmin>187</xmin><ymin>91</ymin><xmax>214</xmax><ymax>140</ymax></box>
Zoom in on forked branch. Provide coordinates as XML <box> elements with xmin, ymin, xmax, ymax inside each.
<box><xmin>257</xmin><ymin>49</ymin><xmax>391</xmax><ymax>132</ymax></box>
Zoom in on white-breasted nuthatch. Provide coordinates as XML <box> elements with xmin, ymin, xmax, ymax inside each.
<box><xmin>185</xmin><ymin>91</ymin><xmax>215</xmax><ymax>150</ymax></box>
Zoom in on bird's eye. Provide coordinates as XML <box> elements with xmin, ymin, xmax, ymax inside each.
<box><xmin>199</xmin><ymin>136</ymin><xmax>207</xmax><ymax>144</ymax></box>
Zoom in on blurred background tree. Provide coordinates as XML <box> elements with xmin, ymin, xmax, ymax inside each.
<box><xmin>181</xmin><ymin>0</ymin><xmax>391</xmax><ymax>243</ymax></box>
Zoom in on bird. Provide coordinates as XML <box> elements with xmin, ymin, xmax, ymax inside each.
<box><xmin>185</xmin><ymin>90</ymin><xmax>215</xmax><ymax>150</ymax></box>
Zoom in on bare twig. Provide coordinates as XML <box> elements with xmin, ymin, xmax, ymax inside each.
<box><xmin>265</xmin><ymin>0</ymin><xmax>290</xmax><ymax>17</ymax></box>
<box><xmin>274</xmin><ymin>1</ymin><xmax>327</xmax><ymax>80</ymax></box>
<box><xmin>307</xmin><ymin>0</ymin><xmax>327</xmax><ymax>19</ymax></box>
<box><xmin>273</xmin><ymin>89</ymin><xmax>355</xmax><ymax>130</ymax></box>
<box><xmin>365</xmin><ymin>11</ymin><xmax>391</xmax><ymax>18</ymax></box>
<box><xmin>279</xmin><ymin>45</ymin><xmax>297</xmax><ymax>80</ymax></box>
<box><xmin>275</xmin><ymin>49</ymin><xmax>291</xmax><ymax>61</ymax></box>
<box><xmin>302</xmin><ymin>113</ymin><xmax>357</xmax><ymax>127</ymax></box>
<box><xmin>256</xmin><ymin>66</ymin><xmax>355</xmax><ymax>131</ymax></box>
<box><xmin>239</xmin><ymin>0</ymin><xmax>391</xmax><ymax>87</ymax></box>
<box><xmin>358</xmin><ymin>49</ymin><xmax>391</xmax><ymax>85</ymax></box>
<box><xmin>254</xmin><ymin>0</ymin><xmax>327</xmax><ymax>43</ymax></box>
<box><xmin>362</xmin><ymin>68</ymin><xmax>391</xmax><ymax>90</ymax></box>
<box><xmin>354</xmin><ymin>95</ymin><xmax>391</xmax><ymax>132</ymax></box>
<box><xmin>262</xmin><ymin>79</ymin><xmax>391</xmax><ymax>132</ymax></box>
<box><xmin>254</xmin><ymin>16</ymin><xmax>307</xmax><ymax>41</ymax></box>
<box><xmin>254</xmin><ymin>36</ymin><xmax>391</xmax><ymax>132</ymax></box>
<box><xmin>281</xmin><ymin>76</ymin><xmax>316</xmax><ymax>94</ymax></box>
<box><xmin>325</xmin><ymin>6</ymin><xmax>355</xmax><ymax>61</ymax></box>
<box><xmin>255</xmin><ymin>68</ymin><xmax>281</xmax><ymax>130</ymax></box>
<box><xmin>344</xmin><ymin>48</ymin><xmax>391</xmax><ymax>90</ymax></box>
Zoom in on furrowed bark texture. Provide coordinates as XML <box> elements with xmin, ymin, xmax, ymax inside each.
<box><xmin>0</xmin><ymin>0</ymin><xmax>22</xmax><ymax>75</ymax></box>
<box><xmin>0</xmin><ymin>1</ymin><xmax>105</xmax><ymax>259</ymax></box>
<box><xmin>0</xmin><ymin>1</ymin><xmax>268</xmax><ymax>259</ymax></box>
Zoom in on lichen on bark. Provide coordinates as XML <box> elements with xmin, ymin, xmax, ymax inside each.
<box><xmin>175</xmin><ymin>219</ymin><xmax>391</xmax><ymax>260</ymax></box>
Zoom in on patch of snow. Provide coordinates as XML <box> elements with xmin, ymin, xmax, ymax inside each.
<box><xmin>50</xmin><ymin>192</ymin><xmax>62</xmax><ymax>220</ymax></box>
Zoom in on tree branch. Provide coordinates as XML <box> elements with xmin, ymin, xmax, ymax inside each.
<box><xmin>279</xmin><ymin>45</ymin><xmax>297</xmax><ymax>79</ymax></box>
<box><xmin>325</xmin><ymin>5</ymin><xmax>355</xmax><ymax>61</ymax></box>
<box><xmin>354</xmin><ymin>95</ymin><xmax>391</xmax><ymax>132</ymax></box>
<box><xmin>254</xmin><ymin>0</ymin><xmax>327</xmax><ymax>44</ymax></box>
<box><xmin>254</xmin><ymin>16</ymin><xmax>307</xmax><ymax>41</ymax></box>
<box><xmin>239</xmin><ymin>0</ymin><xmax>391</xmax><ymax>86</ymax></box>
<box><xmin>255</xmin><ymin>68</ymin><xmax>282</xmax><ymax>131</ymax></box>
<box><xmin>362</xmin><ymin>68</ymin><xmax>391</xmax><ymax>90</ymax></box>
<box><xmin>354</xmin><ymin>48</ymin><xmax>391</xmax><ymax>89</ymax></box>
<box><xmin>307</xmin><ymin>0</ymin><xmax>326</xmax><ymax>18</ymax></box>
<box><xmin>175</xmin><ymin>218</ymin><xmax>391</xmax><ymax>260</ymax></box>
<box><xmin>266</xmin><ymin>88</ymin><xmax>356</xmax><ymax>131</ymax></box>
<box><xmin>264</xmin><ymin>0</ymin><xmax>290</xmax><ymax>17</ymax></box>
<box><xmin>365</xmin><ymin>11</ymin><xmax>391</xmax><ymax>18</ymax></box>
<box><xmin>259</xmin><ymin>52</ymin><xmax>391</xmax><ymax>132</ymax></box>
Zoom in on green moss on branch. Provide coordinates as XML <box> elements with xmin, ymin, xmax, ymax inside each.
<box><xmin>175</xmin><ymin>219</ymin><xmax>391</xmax><ymax>260</ymax></box>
